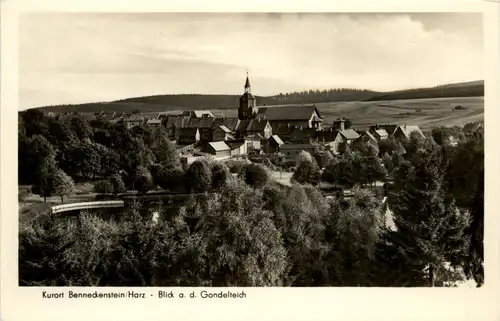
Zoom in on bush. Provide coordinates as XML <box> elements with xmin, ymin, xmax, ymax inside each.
<box><xmin>226</xmin><ymin>159</ymin><xmax>247</xmax><ymax>174</ymax></box>
<box><xmin>132</xmin><ymin>166</ymin><xmax>153</xmax><ymax>194</ymax></box>
<box><xmin>239</xmin><ymin>163</ymin><xmax>269</xmax><ymax>189</ymax></box>
<box><xmin>94</xmin><ymin>180</ymin><xmax>114</xmax><ymax>195</ymax></box>
<box><xmin>210</xmin><ymin>162</ymin><xmax>230</xmax><ymax>190</ymax></box>
<box><xmin>184</xmin><ymin>160</ymin><xmax>212</xmax><ymax>193</ymax></box>
<box><xmin>109</xmin><ymin>174</ymin><xmax>126</xmax><ymax>194</ymax></box>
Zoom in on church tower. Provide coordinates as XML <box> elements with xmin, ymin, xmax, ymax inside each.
<box><xmin>238</xmin><ymin>72</ymin><xmax>257</xmax><ymax>120</ymax></box>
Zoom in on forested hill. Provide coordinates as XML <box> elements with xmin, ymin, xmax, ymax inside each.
<box><xmin>366</xmin><ymin>81</ymin><xmax>484</xmax><ymax>102</ymax></box>
<box><xmin>33</xmin><ymin>81</ymin><xmax>483</xmax><ymax>113</ymax></box>
<box><xmin>34</xmin><ymin>89</ymin><xmax>380</xmax><ymax>114</ymax></box>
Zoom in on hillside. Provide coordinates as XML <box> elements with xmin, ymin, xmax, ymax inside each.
<box><xmin>33</xmin><ymin>80</ymin><xmax>483</xmax><ymax>114</ymax></box>
<box><xmin>366</xmin><ymin>81</ymin><xmax>484</xmax><ymax>102</ymax></box>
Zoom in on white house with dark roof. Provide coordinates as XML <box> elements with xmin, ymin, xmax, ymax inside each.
<box><xmin>204</xmin><ymin>141</ymin><xmax>232</xmax><ymax>158</ymax></box>
<box><xmin>393</xmin><ymin>125</ymin><xmax>425</xmax><ymax>140</ymax></box>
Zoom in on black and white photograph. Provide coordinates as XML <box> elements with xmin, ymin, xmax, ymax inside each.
<box><xmin>17</xmin><ymin>12</ymin><xmax>484</xmax><ymax>288</ymax></box>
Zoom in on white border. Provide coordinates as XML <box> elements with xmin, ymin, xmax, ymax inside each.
<box><xmin>1</xmin><ymin>1</ymin><xmax>499</xmax><ymax>321</ymax></box>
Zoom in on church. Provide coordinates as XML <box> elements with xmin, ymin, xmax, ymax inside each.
<box><xmin>237</xmin><ymin>74</ymin><xmax>323</xmax><ymax>132</ymax></box>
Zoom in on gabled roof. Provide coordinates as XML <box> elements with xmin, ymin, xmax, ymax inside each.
<box><xmin>187</xmin><ymin>117</ymin><xmax>215</xmax><ymax>129</ymax></box>
<box><xmin>373</xmin><ymin>129</ymin><xmax>389</xmax><ymax>138</ymax></box>
<box><xmin>208</xmin><ymin>141</ymin><xmax>231</xmax><ymax>151</ymax></box>
<box><xmin>216</xmin><ymin>125</ymin><xmax>232</xmax><ymax>133</ymax></box>
<box><xmin>316</xmin><ymin>129</ymin><xmax>338</xmax><ymax>143</ymax></box>
<box><xmin>225</xmin><ymin>139</ymin><xmax>246</xmax><ymax>149</ymax></box>
<box><xmin>213</xmin><ymin>117</ymin><xmax>239</xmax><ymax>131</ymax></box>
<box><xmin>178</xmin><ymin>127</ymin><xmax>199</xmax><ymax>137</ymax></box>
<box><xmin>246</xmin><ymin>119</ymin><xmax>269</xmax><ymax>132</ymax></box>
<box><xmin>360</xmin><ymin>131</ymin><xmax>377</xmax><ymax>142</ymax></box>
<box><xmin>166</xmin><ymin>115</ymin><xmax>191</xmax><ymax>128</ymax></box>
<box><xmin>339</xmin><ymin>129</ymin><xmax>360</xmax><ymax>140</ymax></box>
<box><xmin>270</xmin><ymin>135</ymin><xmax>284</xmax><ymax>145</ymax></box>
<box><xmin>256</xmin><ymin>105</ymin><xmax>322</xmax><ymax>121</ymax></box>
<box><xmin>370</xmin><ymin>124</ymin><xmax>398</xmax><ymax>136</ymax></box>
<box><xmin>236</xmin><ymin>120</ymin><xmax>251</xmax><ymax>132</ymax></box>
<box><xmin>395</xmin><ymin>125</ymin><xmax>425</xmax><ymax>139</ymax></box>
<box><xmin>275</xmin><ymin>126</ymin><xmax>296</xmax><ymax>138</ymax></box>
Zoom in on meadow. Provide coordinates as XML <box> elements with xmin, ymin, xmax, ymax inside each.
<box><xmin>208</xmin><ymin>97</ymin><xmax>484</xmax><ymax>131</ymax></box>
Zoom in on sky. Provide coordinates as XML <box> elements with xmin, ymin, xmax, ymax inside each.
<box><xmin>19</xmin><ymin>12</ymin><xmax>483</xmax><ymax>109</ymax></box>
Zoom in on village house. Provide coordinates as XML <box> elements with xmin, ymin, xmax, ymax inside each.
<box><xmin>369</xmin><ymin>127</ymin><xmax>389</xmax><ymax>141</ymax></box>
<box><xmin>213</xmin><ymin>117</ymin><xmax>240</xmax><ymax>133</ymax></box>
<box><xmin>245</xmin><ymin>118</ymin><xmax>273</xmax><ymax>139</ymax></box>
<box><xmin>263</xmin><ymin>135</ymin><xmax>284</xmax><ymax>154</ymax></box>
<box><xmin>226</xmin><ymin>139</ymin><xmax>248</xmax><ymax>157</ymax></box>
<box><xmin>165</xmin><ymin>115</ymin><xmax>191</xmax><ymax>140</ymax></box>
<box><xmin>288</xmin><ymin>127</ymin><xmax>317</xmax><ymax>144</ymax></box>
<box><xmin>187</xmin><ymin>117</ymin><xmax>215</xmax><ymax>142</ymax></box>
<box><xmin>332</xmin><ymin>117</ymin><xmax>347</xmax><ymax>131</ymax></box>
<box><xmin>354</xmin><ymin>131</ymin><xmax>379</xmax><ymax>151</ymax></box>
<box><xmin>326</xmin><ymin>129</ymin><xmax>360</xmax><ymax>154</ymax></box>
<box><xmin>177</xmin><ymin>127</ymin><xmax>200</xmax><ymax>146</ymax></box>
<box><xmin>256</xmin><ymin>105</ymin><xmax>323</xmax><ymax>131</ymax></box>
<box><xmin>185</xmin><ymin>110</ymin><xmax>215</xmax><ymax>118</ymax></box>
<box><xmin>212</xmin><ymin>125</ymin><xmax>233</xmax><ymax>141</ymax></box>
<box><xmin>370</xmin><ymin>124</ymin><xmax>398</xmax><ymax>137</ymax></box>
<box><xmin>392</xmin><ymin>125</ymin><xmax>425</xmax><ymax>141</ymax></box>
<box><xmin>279</xmin><ymin>143</ymin><xmax>318</xmax><ymax>161</ymax></box>
<box><xmin>235</xmin><ymin>119</ymin><xmax>251</xmax><ymax>139</ymax></box>
<box><xmin>315</xmin><ymin>128</ymin><xmax>338</xmax><ymax>144</ymax></box>
<box><xmin>204</xmin><ymin>141</ymin><xmax>232</xmax><ymax>158</ymax></box>
<box><xmin>146</xmin><ymin>119</ymin><xmax>162</xmax><ymax>128</ymax></box>
<box><xmin>121</xmin><ymin>115</ymin><xmax>145</xmax><ymax>129</ymax></box>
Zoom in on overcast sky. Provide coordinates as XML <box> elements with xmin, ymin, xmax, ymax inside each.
<box><xmin>19</xmin><ymin>12</ymin><xmax>483</xmax><ymax>109</ymax></box>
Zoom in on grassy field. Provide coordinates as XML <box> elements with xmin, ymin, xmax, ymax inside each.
<box><xmin>208</xmin><ymin>96</ymin><xmax>484</xmax><ymax>131</ymax></box>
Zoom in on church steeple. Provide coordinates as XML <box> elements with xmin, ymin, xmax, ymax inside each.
<box><xmin>244</xmin><ymin>71</ymin><xmax>251</xmax><ymax>93</ymax></box>
<box><xmin>238</xmin><ymin>70</ymin><xmax>257</xmax><ymax>121</ymax></box>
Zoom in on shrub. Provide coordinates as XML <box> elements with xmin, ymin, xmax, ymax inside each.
<box><xmin>210</xmin><ymin>162</ymin><xmax>230</xmax><ymax>190</ymax></box>
<box><xmin>109</xmin><ymin>174</ymin><xmax>126</xmax><ymax>194</ymax></box>
<box><xmin>132</xmin><ymin>166</ymin><xmax>153</xmax><ymax>194</ymax></box>
<box><xmin>184</xmin><ymin>160</ymin><xmax>212</xmax><ymax>193</ymax></box>
<box><xmin>239</xmin><ymin>163</ymin><xmax>269</xmax><ymax>189</ymax></box>
<box><xmin>94</xmin><ymin>180</ymin><xmax>114</xmax><ymax>195</ymax></box>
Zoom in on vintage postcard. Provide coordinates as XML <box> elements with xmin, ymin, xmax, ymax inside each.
<box><xmin>1</xmin><ymin>0</ymin><xmax>498</xmax><ymax>320</ymax></box>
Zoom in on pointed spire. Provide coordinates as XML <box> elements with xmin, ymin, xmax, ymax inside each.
<box><xmin>244</xmin><ymin>70</ymin><xmax>251</xmax><ymax>92</ymax></box>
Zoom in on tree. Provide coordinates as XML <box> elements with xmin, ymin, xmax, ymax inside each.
<box><xmin>94</xmin><ymin>180</ymin><xmax>114</xmax><ymax>195</ymax></box>
<box><xmin>321</xmin><ymin>151</ymin><xmax>334</xmax><ymax>168</ymax></box>
<box><xmin>77</xmin><ymin>140</ymin><xmax>102</xmax><ymax>180</ymax></box>
<box><xmin>362</xmin><ymin>155</ymin><xmax>387</xmax><ymax>187</ymax></box>
<box><xmin>378</xmin><ymin>138</ymin><xmax>398</xmax><ymax>157</ymax></box>
<box><xmin>211</xmin><ymin>162</ymin><xmax>230</xmax><ymax>191</ymax></box>
<box><xmin>181</xmin><ymin>180</ymin><xmax>288</xmax><ymax>286</ymax></box>
<box><xmin>184</xmin><ymin>160</ymin><xmax>212</xmax><ymax>193</ymax></box>
<box><xmin>382</xmin><ymin>152</ymin><xmax>394</xmax><ymax>175</ymax></box>
<box><xmin>52</xmin><ymin>169</ymin><xmax>75</xmax><ymax>203</ymax></box>
<box><xmin>32</xmin><ymin>162</ymin><xmax>56</xmax><ymax>202</ymax></box>
<box><xmin>132</xmin><ymin>166</ymin><xmax>153</xmax><ymax>194</ymax></box>
<box><xmin>154</xmin><ymin>165</ymin><xmax>185</xmax><ymax>191</ymax></box>
<box><xmin>19</xmin><ymin>134</ymin><xmax>57</xmax><ymax>185</ymax></box>
<box><xmin>239</xmin><ymin>163</ymin><xmax>269</xmax><ymax>189</ymax></box>
<box><xmin>292</xmin><ymin>154</ymin><xmax>321</xmax><ymax>185</ymax></box>
<box><xmin>151</xmin><ymin>135</ymin><xmax>179</xmax><ymax>167</ymax></box>
<box><xmin>70</xmin><ymin>117</ymin><xmax>93</xmax><ymax>140</ymax></box>
<box><xmin>389</xmin><ymin>148</ymin><xmax>470</xmax><ymax>286</ymax></box>
<box><xmin>109</xmin><ymin>174</ymin><xmax>126</xmax><ymax>195</ymax></box>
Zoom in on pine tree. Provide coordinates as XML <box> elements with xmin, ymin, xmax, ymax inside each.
<box><xmin>389</xmin><ymin>148</ymin><xmax>470</xmax><ymax>286</ymax></box>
